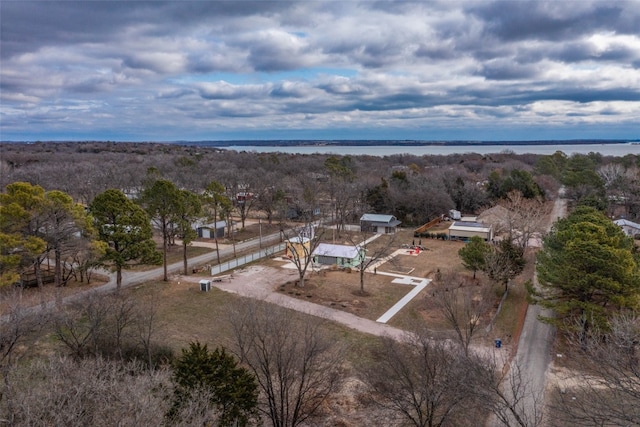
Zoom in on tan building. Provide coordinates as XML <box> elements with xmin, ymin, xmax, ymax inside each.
<box><xmin>448</xmin><ymin>221</ymin><xmax>493</xmax><ymax>241</ymax></box>
<box><xmin>285</xmin><ymin>236</ymin><xmax>311</xmax><ymax>259</ymax></box>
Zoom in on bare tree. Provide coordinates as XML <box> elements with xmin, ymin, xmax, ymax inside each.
<box><xmin>108</xmin><ymin>293</ymin><xmax>138</xmax><ymax>361</ymax></box>
<box><xmin>359</xmin><ymin>325</ymin><xmax>476</xmax><ymax>427</ymax></box>
<box><xmin>226</xmin><ymin>172</ymin><xmax>261</xmax><ymax>230</ymax></box>
<box><xmin>469</xmin><ymin>353</ymin><xmax>545</xmax><ymax>427</ymax></box>
<box><xmin>71</xmin><ymin>239</ymin><xmax>107</xmax><ymax>284</ymax></box>
<box><xmin>54</xmin><ymin>291</ymin><xmax>113</xmax><ymax>359</ymax></box>
<box><xmin>550</xmin><ymin>313</ymin><xmax>640</xmax><ymax>426</ymax></box>
<box><xmin>52</xmin><ymin>290</ymin><xmax>162</xmax><ymax>366</ymax></box>
<box><xmin>203</xmin><ymin>180</ymin><xmax>233</xmax><ymax>265</ymax></box>
<box><xmin>499</xmin><ymin>191</ymin><xmax>551</xmax><ymax>248</ymax></box>
<box><xmin>283</xmin><ymin>220</ymin><xmax>324</xmax><ymax>288</ymax></box>
<box><xmin>433</xmin><ymin>270</ymin><xmax>492</xmax><ymax>356</ymax></box>
<box><xmin>351</xmin><ymin>231</ymin><xmax>397</xmax><ymax>295</ymax></box>
<box><xmin>135</xmin><ymin>290</ymin><xmax>162</xmax><ymax>369</ymax></box>
<box><xmin>227</xmin><ymin>300</ymin><xmax>343</xmax><ymax>427</ymax></box>
<box><xmin>323</xmin><ymin>155</ymin><xmax>359</xmax><ymax>236</ymax></box>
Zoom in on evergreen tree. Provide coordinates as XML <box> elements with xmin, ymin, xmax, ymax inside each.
<box><xmin>0</xmin><ymin>183</ymin><xmax>47</xmax><ymax>286</ymax></box>
<box><xmin>530</xmin><ymin>206</ymin><xmax>640</xmax><ymax>338</ymax></box>
<box><xmin>169</xmin><ymin>342</ymin><xmax>259</xmax><ymax>427</ymax></box>
<box><xmin>458</xmin><ymin>236</ymin><xmax>491</xmax><ymax>279</ymax></box>
<box><xmin>90</xmin><ymin>189</ymin><xmax>160</xmax><ymax>289</ymax></box>
<box><xmin>483</xmin><ymin>238</ymin><xmax>526</xmax><ymax>292</ymax></box>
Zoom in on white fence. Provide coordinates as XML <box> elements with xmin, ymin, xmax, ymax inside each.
<box><xmin>210</xmin><ymin>243</ymin><xmax>286</xmax><ymax>276</ymax></box>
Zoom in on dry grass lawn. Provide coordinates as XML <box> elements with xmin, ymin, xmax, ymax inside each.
<box><xmin>276</xmin><ymin>226</ymin><xmax>533</xmax><ymax>349</ymax></box>
<box><xmin>279</xmin><ymin>228</ymin><xmax>469</xmax><ymax>322</ymax></box>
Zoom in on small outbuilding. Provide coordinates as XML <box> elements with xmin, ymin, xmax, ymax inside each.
<box><xmin>360</xmin><ymin>214</ymin><xmax>401</xmax><ymax>234</ymax></box>
<box><xmin>196</xmin><ymin>220</ymin><xmax>227</xmax><ymax>239</ymax></box>
<box><xmin>285</xmin><ymin>236</ymin><xmax>311</xmax><ymax>259</ymax></box>
<box><xmin>312</xmin><ymin>243</ymin><xmax>365</xmax><ymax>268</ymax></box>
<box><xmin>199</xmin><ymin>279</ymin><xmax>211</xmax><ymax>292</ymax></box>
<box><xmin>448</xmin><ymin>221</ymin><xmax>493</xmax><ymax>241</ymax></box>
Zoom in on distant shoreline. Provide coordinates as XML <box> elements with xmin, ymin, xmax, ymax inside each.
<box><xmin>174</xmin><ymin>139</ymin><xmax>636</xmax><ymax>147</ymax></box>
<box><xmin>2</xmin><ymin>139</ymin><xmax>637</xmax><ymax>148</ymax></box>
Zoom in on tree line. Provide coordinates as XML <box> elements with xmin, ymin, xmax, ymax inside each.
<box><xmin>3</xmin><ymin>142</ymin><xmax>640</xmax><ymax>425</ymax></box>
<box><xmin>4</xmin><ymin>142</ymin><xmax>639</xmax><ymax>226</ymax></box>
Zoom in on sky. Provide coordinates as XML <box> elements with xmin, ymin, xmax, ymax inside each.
<box><xmin>1</xmin><ymin>1</ymin><xmax>639</xmax><ymax>142</ymax></box>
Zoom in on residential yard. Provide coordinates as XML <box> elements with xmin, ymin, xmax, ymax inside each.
<box><xmin>273</xmin><ymin>226</ymin><xmax>534</xmax><ymax>349</ymax></box>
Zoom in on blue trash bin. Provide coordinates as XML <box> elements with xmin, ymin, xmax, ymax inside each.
<box><xmin>495</xmin><ymin>339</ymin><xmax>502</xmax><ymax>349</ymax></box>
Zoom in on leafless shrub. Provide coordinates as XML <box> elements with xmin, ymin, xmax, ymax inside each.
<box><xmin>2</xmin><ymin>356</ymin><xmax>177</xmax><ymax>426</ymax></box>
<box><xmin>0</xmin><ymin>291</ymin><xmax>48</xmax><ymax>418</ymax></box>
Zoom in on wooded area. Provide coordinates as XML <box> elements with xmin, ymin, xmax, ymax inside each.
<box><xmin>2</xmin><ymin>141</ymin><xmax>640</xmax><ymax>426</ymax></box>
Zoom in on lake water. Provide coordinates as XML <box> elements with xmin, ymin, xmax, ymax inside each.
<box><xmin>223</xmin><ymin>143</ymin><xmax>640</xmax><ymax>157</ymax></box>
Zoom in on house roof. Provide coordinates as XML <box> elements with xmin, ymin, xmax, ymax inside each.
<box><xmin>360</xmin><ymin>213</ymin><xmax>401</xmax><ymax>227</ymax></box>
<box><xmin>287</xmin><ymin>236</ymin><xmax>310</xmax><ymax>244</ymax></box>
<box><xmin>198</xmin><ymin>220</ymin><xmax>227</xmax><ymax>229</ymax></box>
<box><xmin>614</xmin><ymin>219</ymin><xmax>640</xmax><ymax>229</ymax></box>
<box><xmin>477</xmin><ymin>205</ymin><xmax>511</xmax><ymax>233</ymax></box>
<box><xmin>312</xmin><ymin>243</ymin><xmax>362</xmax><ymax>259</ymax></box>
<box><xmin>449</xmin><ymin>221</ymin><xmax>492</xmax><ymax>233</ymax></box>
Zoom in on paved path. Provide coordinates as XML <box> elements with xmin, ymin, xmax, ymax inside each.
<box><xmin>184</xmin><ymin>265</ymin><xmax>409</xmax><ymax>341</ymax></box>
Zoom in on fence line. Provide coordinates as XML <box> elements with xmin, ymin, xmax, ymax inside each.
<box><xmin>210</xmin><ymin>242</ymin><xmax>286</xmax><ymax>276</ymax></box>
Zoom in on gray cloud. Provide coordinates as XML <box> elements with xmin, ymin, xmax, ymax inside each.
<box><xmin>1</xmin><ymin>0</ymin><xmax>638</xmax><ymax>141</ymax></box>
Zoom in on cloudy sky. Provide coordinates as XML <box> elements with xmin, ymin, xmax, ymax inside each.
<box><xmin>1</xmin><ymin>1</ymin><xmax>639</xmax><ymax>142</ymax></box>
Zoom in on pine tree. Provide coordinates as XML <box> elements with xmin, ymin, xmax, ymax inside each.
<box><xmin>90</xmin><ymin>189</ymin><xmax>160</xmax><ymax>289</ymax></box>
<box><xmin>530</xmin><ymin>206</ymin><xmax>640</xmax><ymax>338</ymax></box>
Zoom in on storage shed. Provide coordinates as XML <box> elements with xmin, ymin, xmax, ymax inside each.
<box><xmin>196</xmin><ymin>220</ymin><xmax>226</xmax><ymax>239</ymax></box>
<box><xmin>448</xmin><ymin>221</ymin><xmax>493</xmax><ymax>241</ymax></box>
<box><xmin>312</xmin><ymin>243</ymin><xmax>365</xmax><ymax>268</ymax></box>
<box><xmin>360</xmin><ymin>214</ymin><xmax>401</xmax><ymax>234</ymax></box>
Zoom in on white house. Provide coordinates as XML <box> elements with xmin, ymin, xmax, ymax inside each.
<box><xmin>312</xmin><ymin>243</ymin><xmax>366</xmax><ymax>268</ymax></box>
<box><xmin>614</xmin><ymin>219</ymin><xmax>640</xmax><ymax>237</ymax></box>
